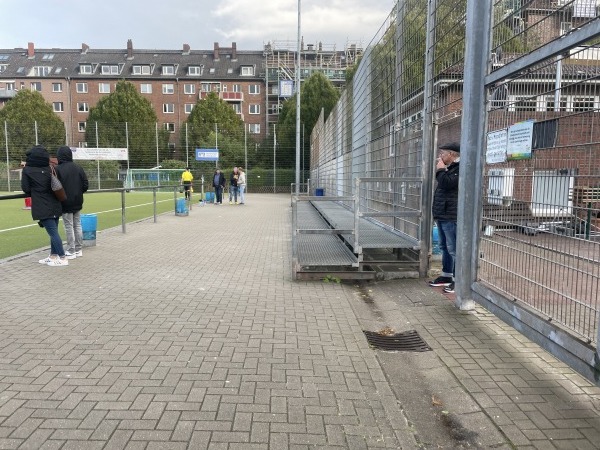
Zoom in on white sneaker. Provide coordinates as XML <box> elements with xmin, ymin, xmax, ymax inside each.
<box><xmin>65</xmin><ymin>251</ymin><xmax>77</xmax><ymax>260</ymax></box>
<box><xmin>47</xmin><ymin>257</ymin><xmax>69</xmax><ymax>267</ymax></box>
<box><xmin>74</xmin><ymin>250</ymin><xmax>83</xmax><ymax>257</ymax></box>
<box><xmin>38</xmin><ymin>256</ymin><xmax>52</xmax><ymax>264</ymax></box>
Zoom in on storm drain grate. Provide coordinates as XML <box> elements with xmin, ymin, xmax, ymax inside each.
<box><xmin>363</xmin><ymin>329</ymin><xmax>432</xmax><ymax>352</ymax></box>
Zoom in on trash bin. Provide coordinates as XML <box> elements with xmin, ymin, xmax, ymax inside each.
<box><xmin>176</xmin><ymin>198</ymin><xmax>189</xmax><ymax>216</ymax></box>
<box><xmin>315</xmin><ymin>188</ymin><xmax>325</xmax><ymax>196</ymax></box>
<box><xmin>205</xmin><ymin>191</ymin><xmax>215</xmax><ymax>203</ymax></box>
<box><xmin>23</xmin><ymin>197</ymin><xmax>32</xmax><ymax>210</ymax></box>
<box><xmin>81</xmin><ymin>213</ymin><xmax>97</xmax><ymax>247</ymax></box>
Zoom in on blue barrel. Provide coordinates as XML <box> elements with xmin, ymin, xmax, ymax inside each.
<box><xmin>432</xmin><ymin>224</ymin><xmax>441</xmax><ymax>255</ymax></box>
<box><xmin>315</xmin><ymin>188</ymin><xmax>324</xmax><ymax>196</ymax></box>
<box><xmin>81</xmin><ymin>213</ymin><xmax>97</xmax><ymax>246</ymax></box>
<box><xmin>176</xmin><ymin>198</ymin><xmax>188</xmax><ymax>215</ymax></box>
<box><xmin>205</xmin><ymin>192</ymin><xmax>215</xmax><ymax>202</ymax></box>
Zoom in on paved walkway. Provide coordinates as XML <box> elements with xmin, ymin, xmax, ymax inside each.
<box><xmin>0</xmin><ymin>194</ymin><xmax>599</xmax><ymax>449</ymax></box>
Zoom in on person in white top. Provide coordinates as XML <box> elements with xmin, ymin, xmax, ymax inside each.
<box><xmin>238</xmin><ymin>167</ymin><xmax>247</xmax><ymax>205</ymax></box>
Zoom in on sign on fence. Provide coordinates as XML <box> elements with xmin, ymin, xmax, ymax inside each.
<box><xmin>506</xmin><ymin>121</ymin><xmax>534</xmax><ymax>160</ymax></box>
<box><xmin>72</xmin><ymin>147</ymin><xmax>128</xmax><ymax>160</ymax></box>
<box><xmin>195</xmin><ymin>149</ymin><xmax>219</xmax><ymax>161</ymax></box>
<box><xmin>486</xmin><ymin>129</ymin><xmax>508</xmax><ymax>164</ymax></box>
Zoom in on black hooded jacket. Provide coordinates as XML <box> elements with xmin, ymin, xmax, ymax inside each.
<box><xmin>55</xmin><ymin>146</ymin><xmax>89</xmax><ymax>213</ymax></box>
<box><xmin>432</xmin><ymin>161</ymin><xmax>460</xmax><ymax>221</ymax></box>
<box><xmin>21</xmin><ymin>145</ymin><xmax>63</xmax><ymax>221</ymax></box>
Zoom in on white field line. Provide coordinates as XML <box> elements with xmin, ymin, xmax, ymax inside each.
<box><xmin>0</xmin><ymin>198</ymin><xmax>173</xmax><ymax>234</ymax></box>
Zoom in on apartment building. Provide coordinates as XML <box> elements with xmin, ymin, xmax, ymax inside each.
<box><xmin>0</xmin><ymin>41</ymin><xmax>266</xmax><ymax>153</ymax></box>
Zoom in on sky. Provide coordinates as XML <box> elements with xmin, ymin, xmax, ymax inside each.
<box><xmin>0</xmin><ymin>0</ymin><xmax>395</xmax><ymax>52</ymax></box>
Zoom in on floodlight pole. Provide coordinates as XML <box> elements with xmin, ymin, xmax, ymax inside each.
<box><xmin>294</xmin><ymin>0</ymin><xmax>301</xmax><ymax>195</ymax></box>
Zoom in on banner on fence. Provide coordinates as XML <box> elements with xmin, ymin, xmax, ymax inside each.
<box><xmin>486</xmin><ymin>129</ymin><xmax>508</xmax><ymax>164</ymax></box>
<box><xmin>71</xmin><ymin>147</ymin><xmax>129</xmax><ymax>160</ymax></box>
<box><xmin>507</xmin><ymin>121</ymin><xmax>534</xmax><ymax>160</ymax></box>
<box><xmin>195</xmin><ymin>149</ymin><xmax>219</xmax><ymax>161</ymax></box>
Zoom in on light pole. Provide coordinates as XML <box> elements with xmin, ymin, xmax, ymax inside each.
<box><xmin>295</xmin><ymin>0</ymin><xmax>301</xmax><ymax>195</ymax></box>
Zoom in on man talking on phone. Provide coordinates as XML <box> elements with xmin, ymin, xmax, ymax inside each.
<box><xmin>428</xmin><ymin>142</ymin><xmax>460</xmax><ymax>293</ymax></box>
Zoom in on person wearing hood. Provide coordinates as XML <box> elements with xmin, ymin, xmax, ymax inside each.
<box><xmin>55</xmin><ymin>146</ymin><xmax>89</xmax><ymax>259</ymax></box>
<box><xmin>21</xmin><ymin>145</ymin><xmax>69</xmax><ymax>266</ymax></box>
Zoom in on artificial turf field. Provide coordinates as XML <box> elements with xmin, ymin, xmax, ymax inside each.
<box><xmin>0</xmin><ymin>191</ymin><xmax>178</xmax><ymax>259</ymax></box>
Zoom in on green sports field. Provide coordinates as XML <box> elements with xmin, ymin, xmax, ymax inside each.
<box><xmin>0</xmin><ymin>191</ymin><xmax>178</xmax><ymax>259</ymax></box>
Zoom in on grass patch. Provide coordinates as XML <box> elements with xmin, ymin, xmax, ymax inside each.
<box><xmin>0</xmin><ymin>191</ymin><xmax>178</xmax><ymax>259</ymax></box>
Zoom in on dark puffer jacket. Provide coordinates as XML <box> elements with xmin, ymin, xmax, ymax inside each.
<box><xmin>21</xmin><ymin>146</ymin><xmax>63</xmax><ymax>221</ymax></box>
<box><xmin>432</xmin><ymin>161</ymin><xmax>460</xmax><ymax>221</ymax></box>
<box><xmin>55</xmin><ymin>146</ymin><xmax>89</xmax><ymax>213</ymax></box>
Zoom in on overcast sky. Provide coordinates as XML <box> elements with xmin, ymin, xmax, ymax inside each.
<box><xmin>0</xmin><ymin>0</ymin><xmax>395</xmax><ymax>52</ymax></box>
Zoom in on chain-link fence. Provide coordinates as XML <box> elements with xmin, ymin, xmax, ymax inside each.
<box><xmin>0</xmin><ymin>121</ymin><xmax>309</xmax><ymax>194</ymax></box>
<box><xmin>310</xmin><ymin>0</ymin><xmax>600</xmax><ymax>356</ymax></box>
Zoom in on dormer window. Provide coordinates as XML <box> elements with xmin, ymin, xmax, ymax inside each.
<box><xmin>162</xmin><ymin>65</ymin><xmax>175</xmax><ymax>75</ymax></box>
<box><xmin>188</xmin><ymin>65</ymin><xmax>202</xmax><ymax>76</ymax></box>
<box><xmin>209</xmin><ymin>68</ymin><xmax>215</xmax><ymax>74</ymax></box>
<box><xmin>33</xmin><ymin>66</ymin><xmax>52</xmax><ymax>77</ymax></box>
<box><xmin>133</xmin><ymin>65</ymin><xmax>151</xmax><ymax>75</ymax></box>
<box><xmin>80</xmin><ymin>64</ymin><xmax>93</xmax><ymax>74</ymax></box>
<box><xmin>241</xmin><ymin>66</ymin><xmax>254</xmax><ymax>76</ymax></box>
<box><xmin>101</xmin><ymin>64</ymin><xmax>120</xmax><ymax>75</ymax></box>
<box><xmin>42</xmin><ymin>54</ymin><xmax>54</xmax><ymax>60</ymax></box>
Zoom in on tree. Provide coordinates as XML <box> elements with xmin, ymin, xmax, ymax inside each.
<box><xmin>85</xmin><ymin>80</ymin><xmax>168</xmax><ymax>168</ymax></box>
<box><xmin>0</xmin><ymin>90</ymin><xmax>65</xmax><ymax>162</ymax></box>
<box><xmin>181</xmin><ymin>92</ymin><xmax>244</xmax><ymax>169</ymax></box>
<box><xmin>277</xmin><ymin>72</ymin><xmax>340</xmax><ymax>169</ymax></box>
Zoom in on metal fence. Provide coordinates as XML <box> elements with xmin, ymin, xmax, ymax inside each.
<box><xmin>0</xmin><ymin>121</ymin><xmax>309</xmax><ymax>194</ymax></box>
<box><xmin>309</xmin><ymin>0</ymin><xmax>600</xmax><ymax>378</ymax></box>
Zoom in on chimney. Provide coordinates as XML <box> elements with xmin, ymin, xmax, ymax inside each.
<box><xmin>27</xmin><ymin>42</ymin><xmax>34</xmax><ymax>58</ymax></box>
<box><xmin>213</xmin><ymin>42</ymin><xmax>219</xmax><ymax>60</ymax></box>
<box><xmin>127</xmin><ymin>39</ymin><xmax>133</xmax><ymax>59</ymax></box>
<box><xmin>183</xmin><ymin>43</ymin><xmax>190</xmax><ymax>55</ymax></box>
<box><xmin>81</xmin><ymin>43</ymin><xmax>89</xmax><ymax>54</ymax></box>
<box><xmin>231</xmin><ymin>42</ymin><xmax>237</xmax><ymax>60</ymax></box>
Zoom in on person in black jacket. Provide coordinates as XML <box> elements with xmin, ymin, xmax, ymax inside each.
<box><xmin>21</xmin><ymin>145</ymin><xmax>69</xmax><ymax>267</ymax></box>
<box><xmin>212</xmin><ymin>169</ymin><xmax>226</xmax><ymax>204</ymax></box>
<box><xmin>55</xmin><ymin>146</ymin><xmax>89</xmax><ymax>259</ymax></box>
<box><xmin>429</xmin><ymin>142</ymin><xmax>460</xmax><ymax>293</ymax></box>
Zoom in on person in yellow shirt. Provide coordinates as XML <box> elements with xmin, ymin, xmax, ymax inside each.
<box><xmin>181</xmin><ymin>167</ymin><xmax>193</xmax><ymax>200</ymax></box>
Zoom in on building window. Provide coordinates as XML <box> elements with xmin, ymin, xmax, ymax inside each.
<box><xmin>249</xmin><ymin>84</ymin><xmax>260</xmax><ymax>94</ymax></box>
<box><xmin>52</xmin><ymin>82</ymin><xmax>62</xmax><ymax>92</ymax></box>
<box><xmin>141</xmin><ymin>83</ymin><xmax>152</xmax><ymax>94</ymax></box>
<box><xmin>32</xmin><ymin>66</ymin><xmax>52</xmax><ymax>77</ymax></box>
<box><xmin>543</xmin><ymin>96</ymin><xmax>567</xmax><ymax>112</ymax></box>
<box><xmin>5</xmin><ymin>82</ymin><xmax>14</xmax><ymax>90</ymax></box>
<box><xmin>185</xmin><ymin>103</ymin><xmax>194</xmax><ymax>114</ymax></box>
<box><xmin>80</xmin><ymin>64</ymin><xmax>93</xmax><ymax>74</ymax></box>
<box><xmin>168</xmin><ymin>142</ymin><xmax>176</xmax><ymax>151</ymax></box>
<box><xmin>201</xmin><ymin>83</ymin><xmax>211</xmax><ymax>92</ymax></box>
<box><xmin>101</xmin><ymin>64</ymin><xmax>119</xmax><ymax>75</ymax></box>
<box><xmin>248</xmin><ymin>124</ymin><xmax>260</xmax><ymax>134</ymax></box>
<box><xmin>508</xmin><ymin>96</ymin><xmax>536</xmax><ymax>112</ymax></box>
<box><xmin>571</xmin><ymin>96</ymin><xmax>597</xmax><ymax>112</ymax></box>
<box><xmin>227</xmin><ymin>68</ymin><xmax>233</xmax><ymax>74</ymax></box>
<box><xmin>99</xmin><ymin>83</ymin><xmax>111</xmax><ymax>94</ymax></box>
<box><xmin>164</xmin><ymin>123</ymin><xmax>175</xmax><ymax>133</ymax></box>
<box><xmin>0</xmin><ymin>64</ymin><xmax>7</xmax><ymax>74</ymax></box>
<box><xmin>209</xmin><ymin>68</ymin><xmax>215</xmax><ymax>74</ymax></box>
<box><xmin>78</xmin><ymin>122</ymin><xmax>86</xmax><ymax>132</ymax></box>
<box><xmin>133</xmin><ymin>65</ymin><xmax>151</xmax><ymax>75</ymax></box>
<box><xmin>232</xmin><ymin>84</ymin><xmax>241</xmax><ymax>92</ymax></box>
<box><xmin>184</xmin><ymin>84</ymin><xmax>195</xmax><ymax>94</ymax></box>
<box><xmin>30</xmin><ymin>82</ymin><xmax>41</xmax><ymax>91</ymax></box>
<box><xmin>162</xmin><ymin>83</ymin><xmax>174</xmax><ymax>94</ymax></box>
<box><xmin>162</xmin><ymin>65</ymin><xmax>175</xmax><ymax>75</ymax></box>
<box><xmin>76</xmin><ymin>82</ymin><xmax>88</xmax><ymax>93</ymax></box>
<box><xmin>188</xmin><ymin>66</ymin><xmax>201</xmax><ymax>76</ymax></box>
<box><xmin>232</xmin><ymin>103</ymin><xmax>241</xmax><ymax>114</ymax></box>
<box><xmin>249</xmin><ymin>104</ymin><xmax>260</xmax><ymax>114</ymax></box>
<box><xmin>77</xmin><ymin>102</ymin><xmax>89</xmax><ymax>113</ymax></box>
<box><xmin>163</xmin><ymin>103</ymin><xmax>174</xmax><ymax>113</ymax></box>
<box><xmin>53</xmin><ymin>102</ymin><xmax>64</xmax><ymax>112</ymax></box>
<box><xmin>241</xmin><ymin>66</ymin><xmax>254</xmax><ymax>76</ymax></box>
<box><xmin>42</xmin><ymin>54</ymin><xmax>54</xmax><ymax>61</ymax></box>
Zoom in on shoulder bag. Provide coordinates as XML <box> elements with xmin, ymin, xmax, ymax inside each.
<box><xmin>50</xmin><ymin>166</ymin><xmax>67</xmax><ymax>202</ymax></box>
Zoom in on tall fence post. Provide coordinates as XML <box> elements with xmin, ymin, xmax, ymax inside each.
<box><xmin>95</xmin><ymin>122</ymin><xmax>101</xmax><ymax>190</ymax></box>
<box><xmin>4</xmin><ymin>121</ymin><xmax>10</xmax><ymax>192</ymax></box>
<box><xmin>455</xmin><ymin>0</ymin><xmax>492</xmax><ymax>310</ymax></box>
<box><xmin>34</xmin><ymin>121</ymin><xmax>38</xmax><ymax>145</ymax></box>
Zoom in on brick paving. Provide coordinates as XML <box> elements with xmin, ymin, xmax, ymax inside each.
<box><xmin>1</xmin><ymin>194</ymin><xmax>599</xmax><ymax>449</ymax></box>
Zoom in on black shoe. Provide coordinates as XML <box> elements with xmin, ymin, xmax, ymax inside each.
<box><xmin>443</xmin><ymin>282</ymin><xmax>455</xmax><ymax>293</ymax></box>
<box><xmin>428</xmin><ymin>276</ymin><xmax>453</xmax><ymax>287</ymax></box>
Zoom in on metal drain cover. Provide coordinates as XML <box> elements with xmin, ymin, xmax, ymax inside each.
<box><xmin>363</xmin><ymin>330</ymin><xmax>432</xmax><ymax>352</ymax></box>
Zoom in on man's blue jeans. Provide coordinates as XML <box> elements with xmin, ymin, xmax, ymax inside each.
<box><xmin>40</xmin><ymin>217</ymin><xmax>65</xmax><ymax>257</ymax></box>
<box><xmin>437</xmin><ymin>220</ymin><xmax>456</xmax><ymax>279</ymax></box>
